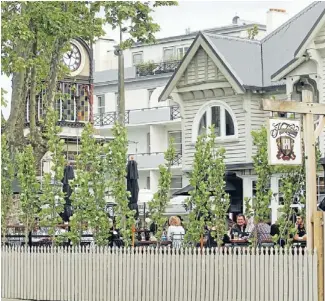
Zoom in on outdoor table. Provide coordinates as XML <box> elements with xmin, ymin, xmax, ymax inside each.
<box><xmin>292</xmin><ymin>239</ymin><xmax>307</xmax><ymax>248</ymax></box>
<box><xmin>135</xmin><ymin>240</ymin><xmax>172</xmax><ymax>247</ymax></box>
<box><xmin>230</xmin><ymin>239</ymin><xmax>250</xmax><ymax>247</ymax></box>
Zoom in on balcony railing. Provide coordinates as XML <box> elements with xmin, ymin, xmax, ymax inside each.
<box><xmin>128</xmin><ymin>152</ymin><xmax>182</xmax><ymax>169</ymax></box>
<box><xmin>135</xmin><ymin>60</ymin><xmax>181</xmax><ymax>77</ymax></box>
<box><xmin>94</xmin><ymin>105</ymin><xmax>181</xmax><ymax>126</ymax></box>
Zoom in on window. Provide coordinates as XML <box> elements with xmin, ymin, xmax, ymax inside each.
<box><xmin>252</xmin><ymin>180</ymin><xmax>271</xmax><ymax>198</ymax></box>
<box><xmin>132</xmin><ymin>52</ymin><xmax>143</xmax><ymax>65</ymax></box>
<box><xmin>177</xmin><ymin>46</ymin><xmax>189</xmax><ymax>59</ymax></box>
<box><xmin>146</xmin><ymin>177</ymin><xmax>151</xmax><ymax>190</ymax></box>
<box><xmin>170</xmin><ymin>176</ymin><xmax>182</xmax><ymax>195</ymax></box>
<box><xmin>97</xmin><ymin>95</ymin><xmax>105</xmax><ymax>115</ymax></box>
<box><xmin>163</xmin><ymin>47</ymin><xmax>174</xmax><ymax>61</ymax></box>
<box><xmin>61</xmin><ymin>83</ymin><xmax>76</xmax><ymax>121</ymax></box>
<box><xmin>76</xmin><ymin>85</ymin><xmax>89</xmax><ymax>122</ymax></box>
<box><xmin>168</xmin><ymin>131</ymin><xmax>182</xmax><ymax>154</ymax></box>
<box><xmin>194</xmin><ymin>101</ymin><xmax>237</xmax><ymax>142</ymax></box>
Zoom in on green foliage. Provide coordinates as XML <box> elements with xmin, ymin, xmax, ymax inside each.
<box><xmin>103</xmin><ymin>1</ymin><xmax>178</xmax><ymax>49</ymax></box>
<box><xmin>69</xmin><ymin>124</ymin><xmax>110</xmax><ymax>246</ymax></box>
<box><xmin>109</xmin><ymin>123</ymin><xmax>135</xmax><ymax>246</ymax></box>
<box><xmin>1</xmin><ymin>134</ymin><xmax>15</xmax><ymax>241</ymax></box>
<box><xmin>247</xmin><ymin>25</ymin><xmax>259</xmax><ymax>40</ymax></box>
<box><xmin>38</xmin><ymin>108</ymin><xmax>66</xmax><ymax>244</ymax></box>
<box><xmin>16</xmin><ymin>144</ymin><xmax>40</xmax><ymax>243</ymax></box>
<box><xmin>149</xmin><ymin>138</ymin><xmax>176</xmax><ymax>241</ymax></box>
<box><xmin>185</xmin><ymin>126</ymin><xmax>230</xmax><ymax>246</ymax></box>
<box><xmin>245</xmin><ymin>127</ymin><xmax>273</xmax><ymax>226</ymax></box>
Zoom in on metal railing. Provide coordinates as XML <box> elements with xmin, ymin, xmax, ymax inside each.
<box><xmin>94</xmin><ymin>105</ymin><xmax>181</xmax><ymax>126</ymax></box>
<box><xmin>135</xmin><ymin>60</ymin><xmax>181</xmax><ymax>77</ymax></box>
<box><xmin>128</xmin><ymin>152</ymin><xmax>182</xmax><ymax>167</ymax></box>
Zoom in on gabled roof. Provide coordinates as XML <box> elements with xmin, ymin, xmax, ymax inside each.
<box><xmin>263</xmin><ymin>1</ymin><xmax>325</xmax><ymax>84</ymax></box>
<box><xmin>159</xmin><ymin>33</ymin><xmax>246</xmax><ymax>101</ymax></box>
<box><xmin>159</xmin><ymin>1</ymin><xmax>325</xmax><ymax>101</ymax></box>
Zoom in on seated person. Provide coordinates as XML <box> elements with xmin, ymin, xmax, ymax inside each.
<box><xmin>248</xmin><ymin>220</ymin><xmax>272</xmax><ymax>245</ymax></box>
<box><xmin>167</xmin><ymin>216</ymin><xmax>185</xmax><ymax>248</ymax></box>
<box><xmin>293</xmin><ymin>215</ymin><xmax>307</xmax><ymax>241</ymax></box>
<box><xmin>205</xmin><ymin>226</ymin><xmax>230</xmax><ymax>247</ymax></box>
<box><xmin>230</xmin><ymin>214</ymin><xmax>249</xmax><ymax>239</ymax></box>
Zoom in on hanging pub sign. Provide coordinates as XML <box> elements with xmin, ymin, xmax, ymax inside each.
<box><xmin>267</xmin><ymin>118</ymin><xmax>302</xmax><ymax>165</ymax></box>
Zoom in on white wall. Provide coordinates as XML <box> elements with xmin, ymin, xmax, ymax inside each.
<box><xmin>150</xmin><ymin>125</ymin><xmax>168</xmax><ymax>153</ymax></box>
<box><xmin>125</xmin><ymin>89</ymin><xmax>148</xmax><ymax>110</ymax></box>
<box><xmin>127</xmin><ymin>127</ymin><xmax>150</xmax><ymax>154</ymax></box>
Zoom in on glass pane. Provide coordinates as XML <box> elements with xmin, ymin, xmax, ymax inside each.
<box><xmin>211</xmin><ymin>106</ymin><xmax>221</xmax><ymax>136</ymax></box>
<box><xmin>133</xmin><ymin>53</ymin><xmax>143</xmax><ymax>65</ymax></box>
<box><xmin>225</xmin><ymin>109</ymin><xmax>235</xmax><ymax>136</ymax></box>
<box><xmin>98</xmin><ymin>96</ymin><xmax>105</xmax><ymax>107</ymax></box>
<box><xmin>198</xmin><ymin>112</ymin><xmax>207</xmax><ymax>136</ymax></box>
<box><xmin>164</xmin><ymin>48</ymin><xmax>174</xmax><ymax>61</ymax></box>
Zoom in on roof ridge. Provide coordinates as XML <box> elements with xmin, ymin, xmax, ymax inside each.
<box><xmin>261</xmin><ymin>1</ymin><xmax>321</xmax><ymax>43</ymax></box>
<box><xmin>203</xmin><ymin>32</ymin><xmax>261</xmax><ymax>44</ymax></box>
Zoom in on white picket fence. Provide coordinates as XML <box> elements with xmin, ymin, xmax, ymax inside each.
<box><xmin>1</xmin><ymin>246</ymin><xmax>318</xmax><ymax>301</ymax></box>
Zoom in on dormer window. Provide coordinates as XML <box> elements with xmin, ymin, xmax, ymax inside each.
<box><xmin>193</xmin><ymin>100</ymin><xmax>237</xmax><ymax>142</ymax></box>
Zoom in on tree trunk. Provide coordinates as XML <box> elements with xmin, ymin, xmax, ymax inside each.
<box><xmin>6</xmin><ymin>70</ymin><xmax>27</xmax><ymax>152</ymax></box>
<box><xmin>46</xmin><ymin>38</ymin><xmax>66</xmax><ymax>109</ymax></box>
<box><xmin>29</xmin><ymin>42</ymin><xmax>37</xmax><ymax>143</ymax></box>
<box><xmin>117</xmin><ymin>27</ymin><xmax>125</xmax><ymax>125</ymax></box>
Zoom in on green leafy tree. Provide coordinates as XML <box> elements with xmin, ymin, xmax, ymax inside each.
<box><xmin>1</xmin><ymin>2</ymin><xmax>103</xmax><ymax>156</ymax></box>
<box><xmin>149</xmin><ymin>138</ymin><xmax>176</xmax><ymax>242</ymax></box>
<box><xmin>185</xmin><ymin>126</ymin><xmax>230</xmax><ymax>246</ymax></box>
<box><xmin>68</xmin><ymin>124</ymin><xmax>110</xmax><ymax>246</ymax></box>
<box><xmin>16</xmin><ymin>145</ymin><xmax>40</xmax><ymax>244</ymax></box>
<box><xmin>1</xmin><ymin>134</ymin><xmax>15</xmax><ymax>242</ymax></box>
<box><xmin>207</xmin><ymin>131</ymin><xmax>230</xmax><ymax>246</ymax></box>
<box><xmin>38</xmin><ymin>108</ymin><xmax>66</xmax><ymax>244</ymax></box>
<box><xmin>109</xmin><ymin>123</ymin><xmax>135</xmax><ymax>246</ymax></box>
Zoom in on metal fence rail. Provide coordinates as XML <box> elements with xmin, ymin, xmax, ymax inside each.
<box><xmin>1</xmin><ymin>246</ymin><xmax>318</xmax><ymax>301</ymax></box>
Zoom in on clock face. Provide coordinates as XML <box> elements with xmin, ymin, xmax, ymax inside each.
<box><xmin>63</xmin><ymin>43</ymin><xmax>82</xmax><ymax>72</ymax></box>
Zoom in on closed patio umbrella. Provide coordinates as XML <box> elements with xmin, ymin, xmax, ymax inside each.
<box><xmin>61</xmin><ymin>162</ymin><xmax>75</xmax><ymax>222</ymax></box>
<box><xmin>126</xmin><ymin>158</ymin><xmax>139</xmax><ymax>218</ymax></box>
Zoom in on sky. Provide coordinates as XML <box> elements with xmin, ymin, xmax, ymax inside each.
<box><xmin>1</xmin><ymin>0</ymin><xmax>315</xmax><ymax>119</ymax></box>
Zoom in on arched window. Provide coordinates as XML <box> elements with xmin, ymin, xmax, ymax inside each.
<box><xmin>192</xmin><ymin>100</ymin><xmax>237</xmax><ymax>142</ymax></box>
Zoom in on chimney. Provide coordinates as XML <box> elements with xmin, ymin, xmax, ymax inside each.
<box><xmin>266</xmin><ymin>8</ymin><xmax>288</xmax><ymax>34</ymax></box>
<box><xmin>185</xmin><ymin>28</ymin><xmax>191</xmax><ymax>35</ymax></box>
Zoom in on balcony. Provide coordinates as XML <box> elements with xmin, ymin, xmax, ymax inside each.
<box><xmin>135</xmin><ymin>60</ymin><xmax>181</xmax><ymax>77</ymax></box>
<box><xmin>129</xmin><ymin>152</ymin><xmax>182</xmax><ymax>169</ymax></box>
<box><xmin>94</xmin><ymin>105</ymin><xmax>181</xmax><ymax>127</ymax></box>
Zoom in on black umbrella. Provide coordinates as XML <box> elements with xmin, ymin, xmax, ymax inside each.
<box><xmin>60</xmin><ymin>163</ymin><xmax>75</xmax><ymax>222</ymax></box>
<box><xmin>126</xmin><ymin>158</ymin><xmax>139</xmax><ymax>218</ymax></box>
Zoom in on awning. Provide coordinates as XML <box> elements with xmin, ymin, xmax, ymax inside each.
<box><xmin>173</xmin><ymin>181</ymin><xmax>236</xmax><ymax>196</ymax></box>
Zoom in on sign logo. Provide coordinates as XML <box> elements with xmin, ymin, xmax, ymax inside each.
<box><xmin>268</xmin><ymin>119</ymin><xmax>302</xmax><ymax>165</ymax></box>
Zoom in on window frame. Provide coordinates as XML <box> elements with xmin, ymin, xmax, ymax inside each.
<box><xmin>97</xmin><ymin>95</ymin><xmax>105</xmax><ymax>115</ymax></box>
<box><xmin>192</xmin><ymin>100</ymin><xmax>238</xmax><ymax>143</ymax></box>
<box><xmin>168</xmin><ymin>131</ymin><xmax>182</xmax><ymax>154</ymax></box>
<box><xmin>170</xmin><ymin>175</ymin><xmax>183</xmax><ymax>195</ymax></box>
<box><xmin>132</xmin><ymin>51</ymin><xmax>143</xmax><ymax>66</ymax></box>
<box><xmin>163</xmin><ymin>47</ymin><xmax>175</xmax><ymax>61</ymax></box>
<box><xmin>176</xmin><ymin>45</ymin><xmax>190</xmax><ymax>59</ymax></box>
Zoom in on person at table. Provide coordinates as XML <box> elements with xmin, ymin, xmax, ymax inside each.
<box><xmin>167</xmin><ymin>216</ymin><xmax>185</xmax><ymax>248</ymax></box>
<box><xmin>230</xmin><ymin>214</ymin><xmax>249</xmax><ymax>239</ymax></box>
<box><xmin>205</xmin><ymin>225</ymin><xmax>230</xmax><ymax>247</ymax></box>
<box><xmin>293</xmin><ymin>215</ymin><xmax>307</xmax><ymax>241</ymax></box>
<box><xmin>248</xmin><ymin>220</ymin><xmax>272</xmax><ymax>244</ymax></box>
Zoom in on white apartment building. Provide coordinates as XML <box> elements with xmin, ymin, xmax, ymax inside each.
<box><xmin>93</xmin><ymin>16</ymin><xmax>267</xmax><ymax>195</ymax></box>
